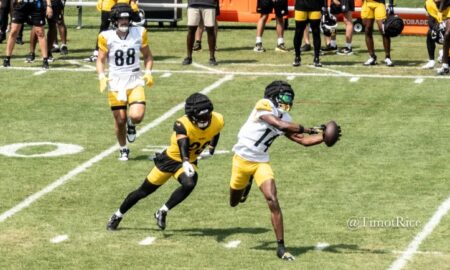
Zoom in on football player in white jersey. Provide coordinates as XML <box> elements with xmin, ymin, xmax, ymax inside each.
<box><xmin>229</xmin><ymin>80</ymin><xmax>325</xmax><ymax>261</ymax></box>
<box><xmin>96</xmin><ymin>3</ymin><xmax>154</xmax><ymax>161</ymax></box>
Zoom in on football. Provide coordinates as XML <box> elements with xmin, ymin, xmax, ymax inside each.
<box><xmin>323</xmin><ymin>121</ymin><xmax>341</xmax><ymax>147</ymax></box>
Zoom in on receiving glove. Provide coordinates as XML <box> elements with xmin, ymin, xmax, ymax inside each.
<box><xmin>388</xmin><ymin>4</ymin><xmax>394</xmax><ymax>15</ymax></box>
<box><xmin>309</xmin><ymin>124</ymin><xmax>326</xmax><ymax>134</ymax></box>
<box><xmin>182</xmin><ymin>161</ymin><xmax>195</xmax><ymax>177</ymax></box>
<box><xmin>96</xmin><ymin>0</ymin><xmax>102</xmax><ymax>11</ymax></box>
<box><xmin>98</xmin><ymin>73</ymin><xmax>109</xmax><ymax>93</ymax></box>
<box><xmin>143</xmin><ymin>70</ymin><xmax>154</xmax><ymax>88</ymax></box>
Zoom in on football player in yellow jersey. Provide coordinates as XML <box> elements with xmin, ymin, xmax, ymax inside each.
<box><xmin>229</xmin><ymin>81</ymin><xmax>327</xmax><ymax>261</ymax></box>
<box><xmin>437</xmin><ymin>0</ymin><xmax>450</xmax><ymax>74</ymax></box>
<box><xmin>107</xmin><ymin>93</ymin><xmax>224</xmax><ymax>231</ymax></box>
<box><xmin>361</xmin><ymin>0</ymin><xmax>395</xmax><ymax>66</ymax></box>
<box><xmin>96</xmin><ymin>3</ymin><xmax>154</xmax><ymax>161</ymax></box>
<box><xmin>422</xmin><ymin>0</ymin><xmax>443</xmax><ymax>69</ymax></box>
<box><xmin>85</xmin><ymin>0</ymin><xmax>140</xmax><ymax>62</ymax></box>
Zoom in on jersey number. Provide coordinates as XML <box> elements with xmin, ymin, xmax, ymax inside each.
<box><xmin>190</xmin><ymin>141</ymin><xmax>211</xmax><ymax>155</ymax></box>
<box><xmin>254</xmin><ymin>128</ymin><xmax>279</xmax><ymax>152</ymax></box>
<box><xmin>114</xmin><ymin>48</ymin><xmax>136</xmax><ymax>66</ymax></box>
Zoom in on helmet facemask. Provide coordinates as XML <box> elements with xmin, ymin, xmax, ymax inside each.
<box><xmin>191</xmin><ymin>109</ymin><xmax>212</xmax><ymax>129</ymax></box>
<box><xmin>185</xmin><ymin>93</ymin><xmax>214</xmax><ymax>129</ymax></box>
<box><xmin>276</xmin><ymin>91</ymin><xmax>294</xmax><ymax>112</ymax></box>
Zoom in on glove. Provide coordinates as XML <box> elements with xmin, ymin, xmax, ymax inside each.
<box><xmin>182</xmin><ymin>161</ymin><xmax>195</xmax><ymax>177</ymax></box>
<box><xmin>388</xmin><ymin>4</ymin><xmax>394</xmax><ymax>15</ymax></box>
<box><xmin>143</xmin><ymin>70</ymin><xmax>154</xmax><ymax>88</ymax></box>
<box><xmin>198</xmin><ymin>148</ymin><xmax>214</xmax><ymax>160</ymax></box>
<box><xmin>98</xmin><ymin>73</ymin><xmax>109</xmax><ymax>93</ymax></box>
<box><xmin>309</xmin><ymin>125</ymin><xmax>326</xmax><ymax>134</ymax></box>
<box><xmin>130</xmin><ymin>1</ymin><xmax>139</xmax><ymax>12</ymax></box>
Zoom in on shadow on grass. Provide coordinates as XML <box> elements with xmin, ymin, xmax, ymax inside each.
<box><xmin>173</xmin><ymin>227</ymin><xmax>270</xmax><ymax>242</ymax></box>
<box><xmin>253</xmin><ymin>241</ymin><xmax>390</xmax><ymax>256</ymax></box>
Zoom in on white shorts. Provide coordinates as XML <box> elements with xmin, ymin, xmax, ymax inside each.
<box><xmin>187</xmin><ymin>8</ymin><xmax>216</xmax><ymax>27</ymax></box>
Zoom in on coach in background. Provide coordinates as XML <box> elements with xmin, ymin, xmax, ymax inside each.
<box><xmin>85</xmin><ymin>0</ymin><xmax>139</xmax><ymax>62</ymax></box>
<box><xmin>422</xmin><ymin>0</ymin><xmax>443</xmax><ymax>69</ymax></box>
<box><xmin>437</xmin><ymin>0</ymin><xmax>450</xmax><ymax>74</ymax></box>
<box><xmin>361</xmin><ymin>0</ymin><xmax>395</xmax><ymax>66</ymax></box>
<box><xmin>182</xmin><ymin>0</ymin><xmax>218</xmax><ymax>66</ymax></box>
<box><xmin>3</xmin><ymin>0</ymin><xmax>53</xmax><ymax>69</ymax></box>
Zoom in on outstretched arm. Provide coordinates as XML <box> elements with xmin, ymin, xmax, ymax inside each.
<box><xmin>260</xmin><ymin>114</ymin><xmax>315</xmax><ymax>134</ymax></box>
<box><xmin>285</xmin><ymin>132</ymin><xmax>323</xmax><ymax>146</ymax></box>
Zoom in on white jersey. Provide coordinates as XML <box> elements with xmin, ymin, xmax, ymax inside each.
<box><xmin>233</xmin><ymin>98</ymin><xmax>292</xmax><ymax>162</ymax></box>
<box><xmin>98</xmin><ymin>26</ymin><xmax>148</xmax><ymax>100</ymax></box>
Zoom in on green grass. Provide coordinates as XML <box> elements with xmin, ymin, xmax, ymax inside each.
<box><xmin>1</xmin><ymin>3</ymin><xmax>450</xmax><ymax>270</ymax></box>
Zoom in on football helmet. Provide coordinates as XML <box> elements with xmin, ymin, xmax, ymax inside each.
<box><xmin>110</xmin><ymin>3</ymin><xmax>133</xmax><ymax>32</ymax></box>
<box><xmin>264</xmin><ymin>80</ymin><xmax>295</xmax><ymax>112</ymax></box>
<box><xmin>131</xmin><ymin>9</ymin><xmax>147</xmax><ymax>27</ymax></box>
<box><xmin>185</xmin><ymin>93</ymin><xmax>214</xmax><ymax>129</ymax></box>
<box><xmin>431</xmin><ymin>22</ymin><xmax>446</xmax><ymax>45</ymax></box>
<box><xmin>383</xmin><ymin>15</ymin><xmax>404</xmax><ymax>37</ymax></box>
<box><xmin>321</xmin><ymin>13</ymin><xmax>338</xmax><ymax>37</ymax></box>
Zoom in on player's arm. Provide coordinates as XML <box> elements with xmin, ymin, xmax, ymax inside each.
<box><xmin>96</xmin><ymin>34</ymin><xmax>109</xmax><ymax>92</ymax></box>
<box><xmin>174</xmin><ymin>121</ymin><xmax>190</xmax><ymax>162</ymax></box>
<box><xmin>141</xmin><ymin>29</ymin><xmax>154</xmax><ymax>87</ymax></box>
<box><xmin>260</xmin><ymin>114</ymin><xmax>315</xmax><ymax>134</ymax></box>
<box><xmin>285</xmin><ymin>132</ymin><xmax>323</xmax><ymax>147</ymax></box>
<box><xmin>208</xmin><ymin>133</ymin><xmax>220</xmax><ymax>155</ymax></box>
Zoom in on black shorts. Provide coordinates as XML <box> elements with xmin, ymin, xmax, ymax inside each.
<box><xmin>12</xmin><ymin>2</ymin><xmax>46</xmax><ymax>26</ymax></box>
<box><xmin>47</xmin><ymin>0</ymin><xmax>65</xmax><ymax>24</ymax></box>
<box><xmin>257</xmin><ymin>0</ymin><xmax>288</xmax><ymax>18</ymax></box>
<box><xmin>153</xmin><ymin>151</ymin><xmax>198</xmax><ymax>173</ymax></box>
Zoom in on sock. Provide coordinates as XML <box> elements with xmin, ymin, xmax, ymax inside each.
<box><xmin>345</xmin><ymin>43</ymin><xmax>352</xmax><ymax>49</ymax></box>
<box><xmin>127</xmin><ymin>118</ymin><xmax>135</xmax><ymax>126</ymax></box>
<box><xmin>277</xmin><ymin>239</ymin><xmax>285</xmax><ymax>248</ymax></box>
<box><xmin>256</xmin><ymin>36</ymin><xmax>262</xmax><ymax>44</ymax></box>
<box><xmin>159</xmin><ymin>204</ymin><xmax>169</xmax><ymax>213</ymax></box>
<box><xmin>115</xmin><ymin>210</ymin><xmax>123</xmax><ymax>217</ymax></box>
<box><xmin>120</xmin><ymin>145</ymin><xmax>128</xmax><ymax>151</ymax></box>
<box><xmin>330</xmin><ymin>40</ymin><xmax>337</xmax><ymax>47</ymax></box>
<box><xmin>277</xmin><ymin>37</ymin><xmax>284</xmax><ymax>45</ymax></box>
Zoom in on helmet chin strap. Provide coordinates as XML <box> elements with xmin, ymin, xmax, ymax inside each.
<box><xmin>118</xmin><ymin>26</ymin><xmax>129</xmax><ymax>33</ymax></box>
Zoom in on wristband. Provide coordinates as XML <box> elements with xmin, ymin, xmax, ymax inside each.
<box><xmin>98</xmin><ymin>73</ymin><xmax>106</xmax><ymax>80</ymax></box>
<box><xmin>298</xmin><ymin>125</ymin><xmax>304</xmax><ymax>134</ymax></box>
<box><xmin>144</xmin><ymin>69</ymin><xmax>152</xmax><ymax>75</ymax></box>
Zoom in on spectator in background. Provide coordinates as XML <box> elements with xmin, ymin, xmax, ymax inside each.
<box><xmin>322</xmin><ymin>0</ymin><xmax>354</xmax><ymax>55</ymax></box>
<box><xmin>25</xmin><ymin>0</ymin><xmax>68</xmax><ymax>63</ymax></box>
<box><xmin>182</xmin><ymin>0</ymin><xmax>218</xmax><ymax>65</ymax></box>
<box><xmin>85</xmin><ymin>0</ymin><xmax>139</xmax><ymax>62</ymax></box>
<box><xmin>254</xmin><ymin>0</ymin><xmax>289</xmax><ymax>52</ymax></box>
<box><xmin>293</xmin><ymin>0</ymin><xmax>325</xmax><ymax>67</ymax></box>
<box><xmin>361</xmin><ymin>0</ymin><xmax>394</xmax><ymax>66</ymax></box>
<box><xmin>193</xmin><ymin>0</ymin><xmax>219</xmax><ymax>52</ymax></box>
<box><xmin>0</xmin><ymin>0</ymin><xmax>25</xmax><ymax>44</ymax></box>
<box><xmin>437</xmin><ymin>0</ymin><xmax>450</xmax><ymax>74</ymax></box>
<box><xmin>3</xmin><ymin>0</ymin><xmax>53</xmax><ymax>69</ymax></box>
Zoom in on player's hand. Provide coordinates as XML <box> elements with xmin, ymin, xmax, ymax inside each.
<box><xmin>309</xmin><ymin>125</ymin><xmax>326</xmax><ymax>134</ymax></box>
<box><xmin>96</xmin><ymin>0</ymin><xmax>102</xmax><ymax>11</ymax></box>
<box><xmin>98</xmin><ymin>73</ymin><xmax>109</xmax><ymax>93</ymax></box>
<box><xmin>182</xmin><ymin>161</ymin><xmax>195</xmax><ymax>177</ymax></box>
<box><xmin>143</xmin><ymin>74</ymin><xmax>154</xmax><ymax>88</ymax></box>
<box><xmin>198</xmin><ymin>150</ymin><xmax>213</xmax><ymax>160</ymax></box>
<box><xmin>388</xmin><ymin>4</ymin><xmax>394</xmax><ymax>15</ymax></box>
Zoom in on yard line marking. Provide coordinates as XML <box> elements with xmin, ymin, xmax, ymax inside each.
<box><xmin>223</xmin><ymin>240</ymin><xmax>241</xmax><ymax>248</ymax></box>
<box><xmin>193</xmin><ymin>62</ymin><xmax>223</xmax><ymax>73</ymax></box>
<box><xmin>286</xmin><ymin>75</ymin><xmax>295</xmax><ymax>80</ymax></box>
<box><xmin>82</xmin><ymin>65</ymin><xmax>96</xmax><ymax>70</ymax></box>
<box><xmin>414</xmin><ymin>78</ymin><xmax>424</xmax><ymax>84</ymax></box>
<box><xmin>160</xmin><ymin>72</ymin><xmax>172</xmax><ymax>78</ymax></box>
<box><xmin>313</xmin><ymin>66</ymin><xmax>353</xmax><ymax>76</ymax></box>
<box><xmin>387</xmin><ymin>196</ymin><xmax>450</xmax><ymax>270</ymax></box>
<box><xmin>392</xmin><ymin>250</ymin><xmax>443</xmax><ymax>256</ymax></box>
<box><xmin>350</xmin><ymin>77</ymin><xmax>360</xmax><ymax>82</ymax></box>
<box><xmin>314</xmin><ymin>242</ymin><xmax>330</xmax><ymax>250</ymax></box>
<box><xmin>139</xmin><ymin>236</ymin><xmax>156</xmax><ymax>246</ymax></box>
<box><xmin>68</xmin><ymin>60</ymin><xmax>80</xmax><ymax>65</ymax></box>
<box><xmin>0</xmin><ymin>75</ymin><xmax>233</xmax><ymax>223</ymax></box>
<box><xmin>33</xmin><ymin>70</ymin><xmax>47</xmax><ymax>76</ymax></box>
<box><xmin>50</xmin><ymin>234</ymin><xmax>69</xmax><ymax>243</ymax></box>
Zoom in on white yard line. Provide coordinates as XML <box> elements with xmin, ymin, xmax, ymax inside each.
<box><xmin>223</xmin><ymin>240</ymin><xmax>241</xmax><ymax>248</ymax></box>
<box><xmin>387</xmin><ymin>196</ymin><xmax>450</xmax><ymax>270</ymax></box>
<box><xmin>0</xmin><ymin>75</ymin><xmax>233</xmax><ymax>223</ymax></box>
<box><xmin>138</xmin><ymin>236</ymin><xmax>156</xmax><ymax>246</ymax></box>
<box><xmin>33</xmin><ymin>70</ymin><xmax>47</xmax><ymax>76</ymax></box>
<box><xmin>192</xmin><ymin>62</ymin><xmax>224</xmax><ymax>73</ymax></box>
<box><xmin>50</xmin><ymin>234</ymin><xmax>69</xmax><ymax>243</ymax></box>
<box><xmin>414</xmin><ymin>78</ymin><xmax>424</xmax><ymax>84</ymax></box>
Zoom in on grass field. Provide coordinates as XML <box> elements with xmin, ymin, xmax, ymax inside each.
<box><xmin>1</xmin><ymin>1</ymin><xmax>450</xmax><ymax>269</ymax></box>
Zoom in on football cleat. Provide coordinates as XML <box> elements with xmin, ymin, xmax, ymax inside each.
<box><xmin>275</xmin><ymin>43</ymin><xmax>289</xmax><ymax>52</ymax></box>
<box><xmin>253</xmin><ymin>42</ymin><xmax>265</xmax><ymax>52</ymax></box>
<box><xmin>15</xmin><ymin>37</ymin><xmax>24</xmax><ymax>45</ymax></box>
<box><xmin>421</xmin><ymin>60</ymin><xmax>435</xmax><ymax>69</ymax></box>
<box><xmin>337</xmin><ymin>47</ymin><xmax>353</xmax><ymax>55</ymax></box>
<box><xmin>292</xmin><ymin>56</ymin><xmax>301</xmax><ymax>67</ymax></box>
<box><xmin>84</xmin><ymin>55</ymin><xmax>98</xmax><ymax>62</ymax></box>
<box><xmin>364</xmin><ymin>55</ymin><xmax>377</xmax><ymax>66</ymax></box>
<box><xmin>118</xmin><ymin>148</ymin><xmax>130</xmax><ymax>161</ymax></box>
<box><xmin>25</xmin><ymin>52</ymin><xmax>35</xmax><ymax>63</ymax></box>
<box><xmin>437</xmin><ymin>66</ymin><xmax>449</xmax><ymax>75</ymax></box>
<box><xmin>106</xmin><ymin>214</ymin><xmax>123</xmax><ymax>230</ymax></box>
<box><xmin>277</xmin><ymin>247</ymin><xmax>295</xmax><ymax>261</ymax></box>
<box><xmin>300</xmin><ymin>43</ymin><xmax>311</xmax><ymax>52</ymax></box>
<box><xmin>126</xmin><ymin>118</ymin><xmax>136</xmax><ymax>143</ymax></box>
<box><xmin>313</xmin><ymin>57</ymin><xmax>322</xmax><ymax>67</ymax></box>
<box><xmin>60</xmin><ymin>45</ymin><xmax>69</xmax><ymax>55</ymax></box>
<box><xmin>321</xmin><ymin>44</ymin><xmax>337</xmax><ymax>52</ymax></box>
<box><xmin>42</xmin><ymin>59</ymin><xmax>49</xmax><ymax>69</ymax></box>
<box><xmin>3</xmin><ymin>57</ymin><xmax>10</xmax><ymax>67</ymax></box>
<box><xmin>193</xmin><ymin>40</ymin><xmax>201</xmax><ymax>51</ymax></box>
<box><xmin>154</xmin><ymin>210</ymin><xmax>167</xmax><ymax>230</ymax></box>
<box><xmin>240</xmin><ymin>178</ymin><xmax>253</xmax><ymax>203</ymax></box>
<box><xmin>182</xmin><ymin>57</ymin><xmax>192</xmax><ymax>65</ymax></box>
<box><xmin>384</xmin><ymin>58</ymin><xmax>394</xmax><ymax>67</ymax></box>
<box><xmin>209</xmin><ymin>57</ymin><xmax>218</xmax><ymax>66</ymax></box>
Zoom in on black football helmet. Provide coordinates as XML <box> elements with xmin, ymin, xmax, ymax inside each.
<box><xmin>185</xmin><ymin>93</ymin><xmax>214</xmax><ymax>129</ymax></box>
<box><xmin>431</xmin><ymin>22</ymin><xmax>446</xmax><ymax>44</ymax></box>
<box><xmin>264</xmin><ymin>80</ymin><xmax>295</xmax><ymax>112</ymax></box>
<box><xmin>110</xmin><ymin>3</ymin><xmax>133</xmax><ymax>27</ymax></box>
<box><xmin>383</xmin><ymin>15</ymin><xmax>404</xmax><ymax>37</ymax></box>
<box><xmin>321</xmin><ymin>13</ymin><xmax>338</xmax><ymax>37</ymax></box>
